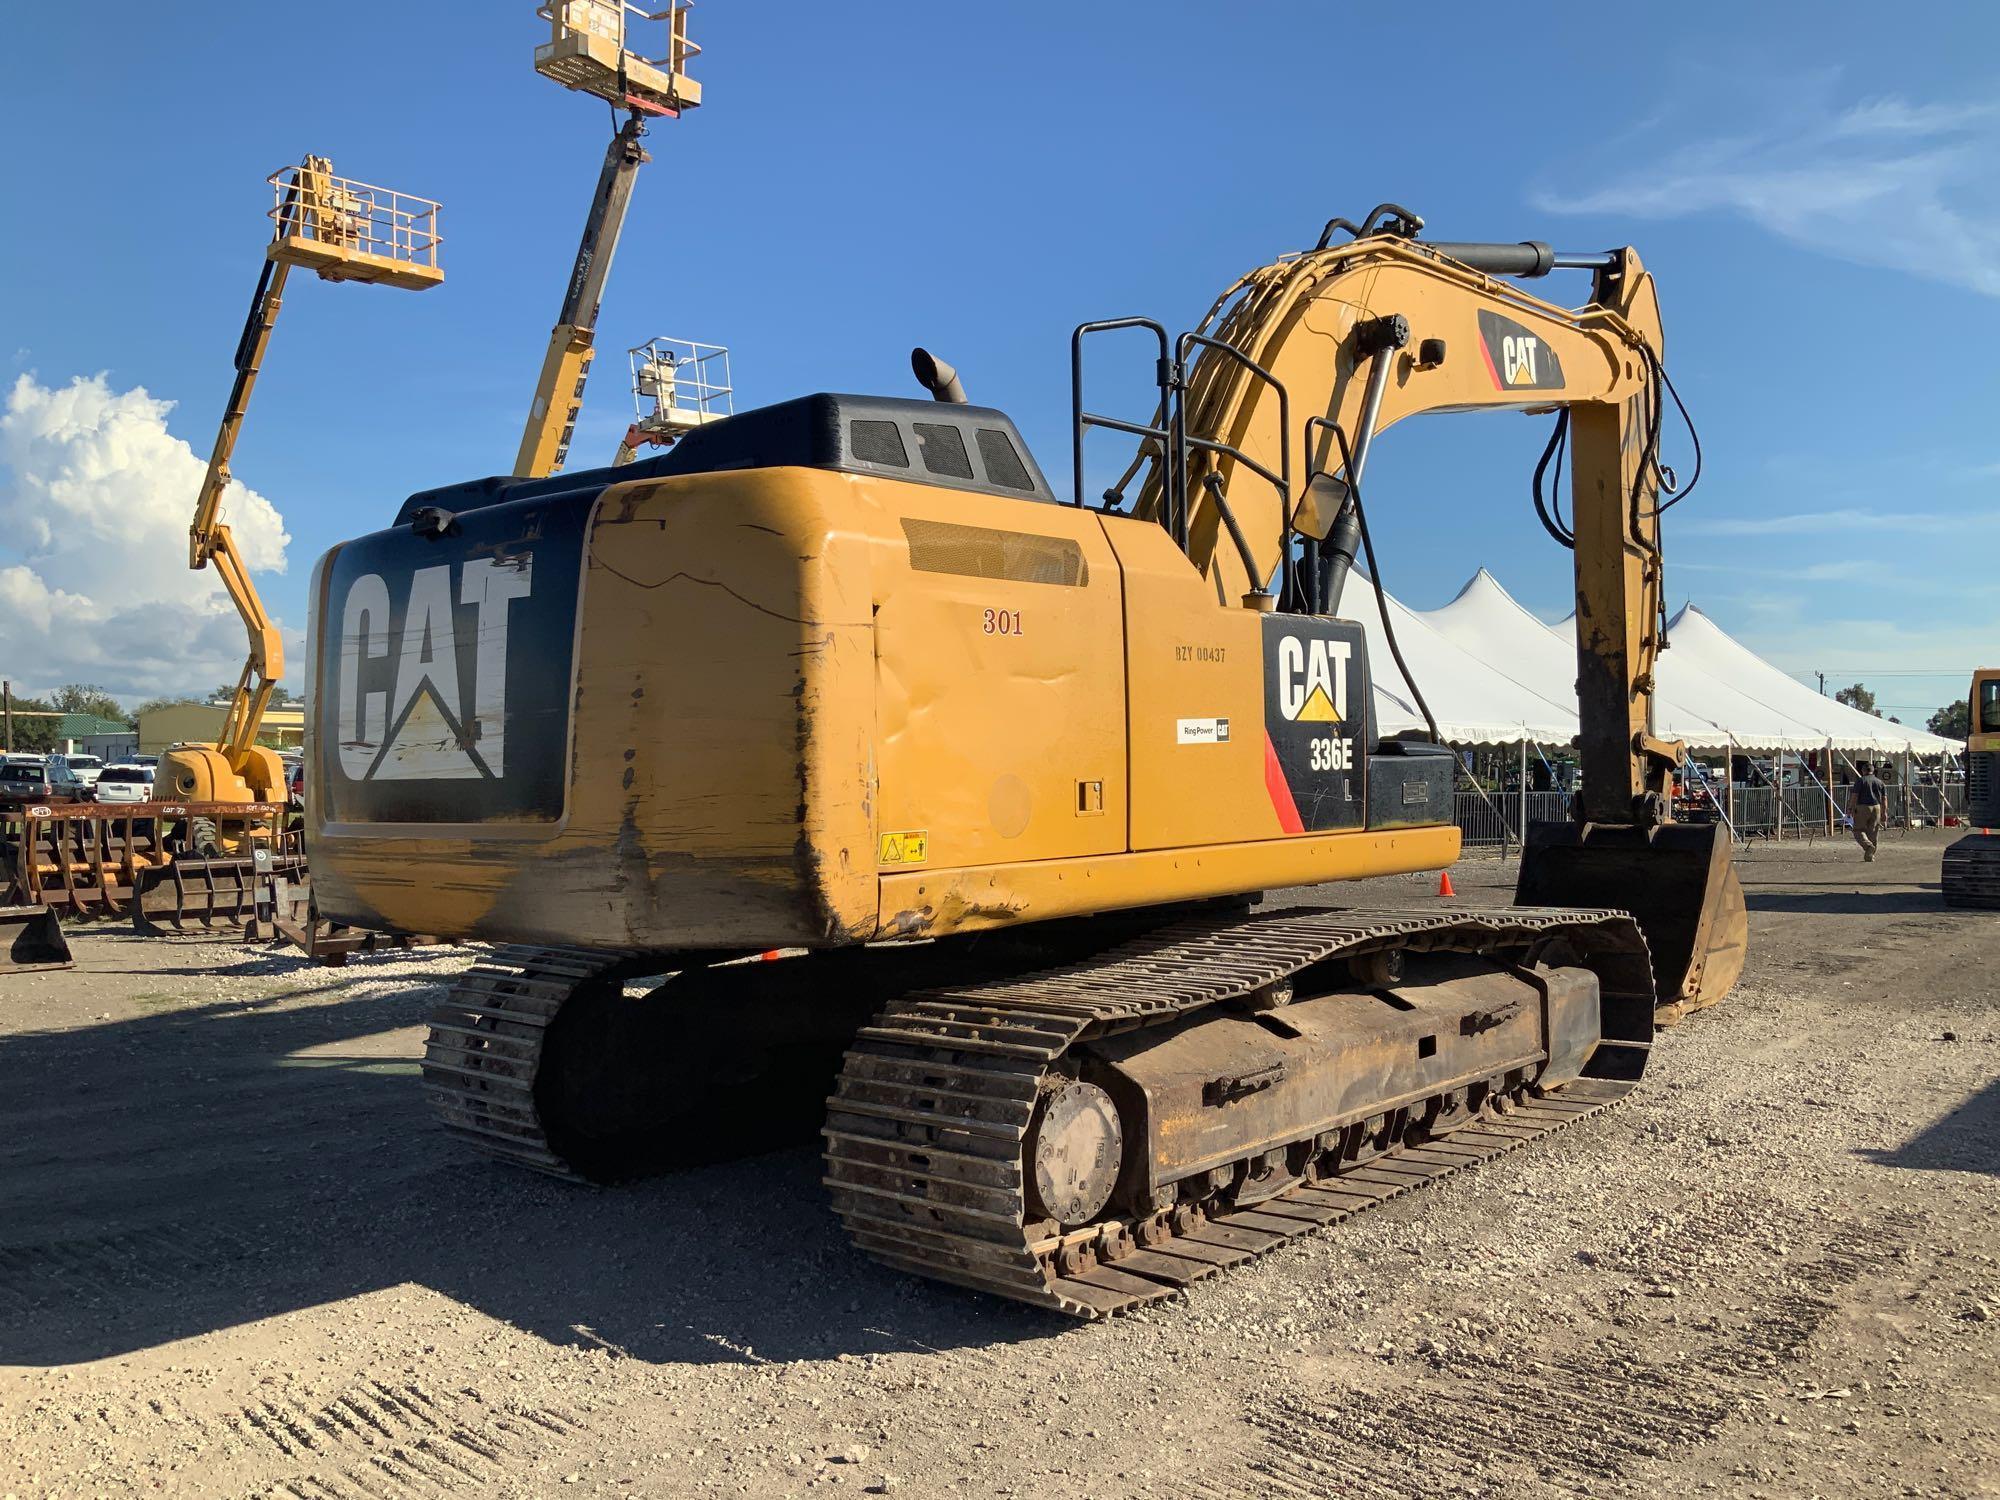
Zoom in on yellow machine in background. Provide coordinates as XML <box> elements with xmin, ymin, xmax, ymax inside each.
<box><xmin>1943</xmin><ymin>668</ymin><xmax>2000</xmax><ymax>906</ymax></box>
<box><xmin>516</xmin><ymin>1</ymin><xmax>701</xmax><ymax>478</ymax></box>
<box><xmin>306</xmin><ymin>200</ymin><xmax>1749</xmax><ymax>1316</ymax></box>
<box><xmin>161</xmin><ymin>159</ymin><xmax>442</xmax><ymax>840</ymax></box>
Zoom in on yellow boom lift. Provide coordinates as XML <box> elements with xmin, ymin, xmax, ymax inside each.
<box><xmin>305</xmin><ymin>174</ymin><xmax>1751</xmax><ymax>1317</ymax></box>
<box><xmin>138</xmin><ymin>159</ymin><xmax>446</xmax><ymax>924</ymax></box>
<box><xmin>2</xmin><ymin>162</ymin><xmax>441</xmax><ymax>937</ymax></box>
<box><xmin>517</xmin><ymin>1</ymin><xmax>701</xmax><ymax>478</ymax></box>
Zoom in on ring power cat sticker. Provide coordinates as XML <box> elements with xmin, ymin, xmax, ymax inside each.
<box><xmin>1176</xmin><ymin>717</ymin><xmax>1231</xmax><ymax>745</ymax></box>
<box><xmin>1262</xmin><ymin>617</ymin><xmax>1370</xmax><ymax>834</ymax></box>
<box><xmin>316</xmin><ymin>494</ymin><xmax>587</xmax><ymax>825</ymax></box>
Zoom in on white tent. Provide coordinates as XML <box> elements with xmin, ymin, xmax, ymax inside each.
<box><xmin>1423</xmin><ymin>571</ymin><xmax>1830</xmax><ymax>752</ymax></box>
<box><xmin>1360</xmin><ymin>569</ymin><xmax>1961</xmax><ymax>757</ymax></box>
<box><xmin>1658</xmin><ymin>604</ymin><xmax>1959</xmax><ymax>757</ymax></box>
<box><xmin>1349</xmin><ymin>579</ymin><xmax>1576</xmax><ymax>745</ymax></box>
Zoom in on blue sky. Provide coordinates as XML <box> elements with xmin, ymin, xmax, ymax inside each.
<box><xmin>2</xmin><ymin>3</ymin><xmax>1996</xmax><ymax>722</ymax></box>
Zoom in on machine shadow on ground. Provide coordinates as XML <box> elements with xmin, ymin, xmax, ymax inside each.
<box><xmin>1739</xmin><ymin>885</ymin><xmax>1952</xmax><ymax>916</ymax></box>
<box><xmin>0</xmin><ymin>957</ymin><xmax>1065</xmax><ymax>1370</ymax></box>
<box><xmin>1860</xmin><ymin>1077</ymin><xmax>2000</xmax><ymax>1179</ymax></box>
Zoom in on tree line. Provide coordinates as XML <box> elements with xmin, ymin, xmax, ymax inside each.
<box><xmin>1</xmin><ymin>682</ymin><xmax>297</xmax><ymax>754</ymax></box>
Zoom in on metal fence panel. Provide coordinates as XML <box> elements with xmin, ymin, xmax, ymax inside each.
<box><xmin>1449</xmin><ymin>779</ymin><xmax>1967</xmax><ymax>850</ymax></box>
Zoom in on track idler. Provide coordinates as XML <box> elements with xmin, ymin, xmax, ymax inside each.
<box><xmin>1517</xmin><ymin>819</ymin><xmax>1746</xmax><ymax>1023</ymax></box>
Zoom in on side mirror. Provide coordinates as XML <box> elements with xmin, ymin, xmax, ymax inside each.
<box><xmin>1291</xmin><ymin>472</ymin><xmax>1350</xmax><ymax>540</ymax></box>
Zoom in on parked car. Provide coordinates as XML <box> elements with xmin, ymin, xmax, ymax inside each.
<box><xmin>46</xmin><ymin>753</ymin><xmax>105</xmax><ymax>798</ymax></box>
<box><xmin>93</xmin><ymin>764</ymin><xmax>157</xmax><ymax>804</ymax></box>
<box><xmin>0</xmin><ymin>761</ymin><xmax>57</xmax><ymax>800</ymax></box>
<box><xmin>288</xmin><ymin>759</ymin><xmax>305</xmax><ymax>805</ymax></box>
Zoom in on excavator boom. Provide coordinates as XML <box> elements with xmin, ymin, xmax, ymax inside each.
<box><xmin>1107</xmin><ymin>222</ymin><xmax>1745</xmax><ymax>1014</ymax></box>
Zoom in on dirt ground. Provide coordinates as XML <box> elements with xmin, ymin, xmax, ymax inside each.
<box><xmin>2</xmin><ymin>828</ymin><xmax>1995</xmax><ymax>1499</ymax></box>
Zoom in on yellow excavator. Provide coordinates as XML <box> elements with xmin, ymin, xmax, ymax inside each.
<box><xmin>1942</xmin><ymin>668</ymin><xmax>2000</xmax><ymax>906</ymax></box>
<box><xmin>304</xmin><ymin>203</ymin><xmax>1747</xmax><ymax>1317</ymax></box>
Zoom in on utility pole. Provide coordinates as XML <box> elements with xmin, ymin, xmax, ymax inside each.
<box><xmin>3</xmin><ymin>679</ymin><xmax>10</xmax><ymax>753</ymax></box>
<box><xmin>1816</xmin><ymin>671</ymin><xmax>1826</xmax><ymax>696</ymax></box>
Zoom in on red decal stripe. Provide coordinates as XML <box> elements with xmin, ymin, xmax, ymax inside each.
<box><xmin>1263</xmin><ymin>732</ymin><xmax>1305</xmax><ymax>835</ymax></box>
<box><xmin>1477</xmin><ymin>333</ymin><xmax>1504</xmax><ymax>389</ymax></box>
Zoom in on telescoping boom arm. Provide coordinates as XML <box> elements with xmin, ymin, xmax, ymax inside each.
<box><xmin>190</xmin><ymin>250</ymin><xmax>293</xmax><ymax>768</ymax></box>
<box><xmin>514</xmin><ymin>114</ymin><xmax>650</xmax><ymax>478</ymax></box>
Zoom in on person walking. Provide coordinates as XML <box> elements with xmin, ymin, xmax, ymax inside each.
<box><xmin>1847</xmin><ymin>760</ymin><xmax>1887</xmax><ymax>862</ymax></box>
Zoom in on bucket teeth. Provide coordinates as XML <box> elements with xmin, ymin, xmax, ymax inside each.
<box><xmin>0</xmin><ymin>799</ymin><xmax>301</xmax><ymax>931</ymax></box>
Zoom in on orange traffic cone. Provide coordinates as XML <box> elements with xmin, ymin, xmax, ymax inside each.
<box><xmin>1437</xmin><ymin>870</ymin><xmax>1457</xmax><ymax>898</ymax></box>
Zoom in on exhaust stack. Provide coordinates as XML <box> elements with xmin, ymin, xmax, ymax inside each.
<box><xmin>910</xmin><ymin>347</ymin><xmax>967</xmax><ymax>404</ymax></box>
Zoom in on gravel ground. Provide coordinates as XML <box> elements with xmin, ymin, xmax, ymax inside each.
<box><xmin>1</xmin><ymin>829</ymin><xmax>1995</xmax><ymax>1499</ymax></box>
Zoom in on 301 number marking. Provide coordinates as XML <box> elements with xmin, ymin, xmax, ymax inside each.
<box><xmin>982</xmin><ymin>608</ymin><xmax>1024</xmax><ymax>636</ymax></box>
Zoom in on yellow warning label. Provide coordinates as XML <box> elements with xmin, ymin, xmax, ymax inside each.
<box><xmin>878</xmin><ymin>829</ymin><xmax>929</xmax><ymax>865</ymax></box>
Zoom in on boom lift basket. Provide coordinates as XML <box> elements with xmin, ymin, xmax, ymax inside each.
<box><xmin>267</xmin><ymin>163</ymin><xmax>442</xmax><ymax>290</ymax></box>
<box><xmin>534</xmin><ymin>1</ymin><xmax>702</xmax><ymax>115</ymax></box>
<box><xmin>621</xmin><ymin>336</ymin><xmax>732</xmax><ymax>456</ymax></box>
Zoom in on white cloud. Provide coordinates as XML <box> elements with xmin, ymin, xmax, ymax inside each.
<box><xmin>1536</xmin><ymin>78</ymin><xmax>2000</xmax><ymax>299</ymax></box>
<box><xmin>0</xmin><ymin>373</ymin><xmax>297</xmax><ymax>705</ymax></box>
<box><xmin>1676</xmin><ymin>507</ymin><xmax>1995</xmax><ymax>537</ymax></box>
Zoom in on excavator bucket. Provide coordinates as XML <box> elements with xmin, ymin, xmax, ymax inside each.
<box><xmin>0</xmin><ymin>904</ymin><xmax>73</xmax><ymax>972</ymax></box>
<box><xmin>1517</xmin><ymin>820</ymin><xmax>1747</xmax><ymax>1024</ymax></box>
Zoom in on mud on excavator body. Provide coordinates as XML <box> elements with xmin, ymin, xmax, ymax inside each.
<box><xmin>303</xmin><ymin>396</ymin><xmax>1461</xmax><ymax>948</ymax></box>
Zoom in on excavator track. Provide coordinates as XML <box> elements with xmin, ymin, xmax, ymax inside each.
<box><xmin>823</xmin><ymin>905</ymin><xmax>1655</xmax><ymax>1317</ymax></box>
<box><xmin>422</xmin><ymin>906</ymin><xmax>1653</xmax><ymax>1317</ymax></box>
<box><xmin>1942</xmin><ymin>833</ymin><xmax>2000</xmax><ymax>910</ymax></box>
<box><xmin>421</xmin><ymin>944</ymin><xmax>626</xmax><ymax>1180</ymax></box>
